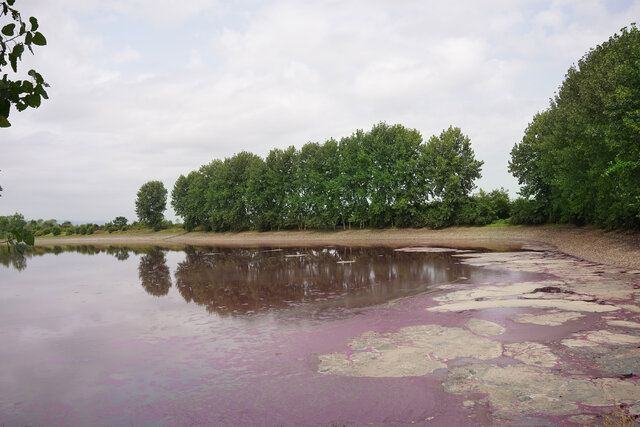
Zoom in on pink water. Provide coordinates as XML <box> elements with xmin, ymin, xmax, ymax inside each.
<box><xmin>0</xmin><ymin>246</ymin><xmax>523</xmax><ymax>426</ymax></box>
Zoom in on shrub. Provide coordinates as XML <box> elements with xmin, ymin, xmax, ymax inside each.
<box><xmin>509</xmin><ymin>198</ymin><xmax>548</xmax><ymax>225</ymax></box>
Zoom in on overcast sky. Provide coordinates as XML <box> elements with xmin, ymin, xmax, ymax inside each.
<box><xmin>1</xmin><ymin>0</ymin><xmax>638</xmax><ymax>223</ymax></box>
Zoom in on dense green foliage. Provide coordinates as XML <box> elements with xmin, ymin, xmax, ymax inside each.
<box><xmin>0</xmin><ymin>214</ymin><xmax>180</xmax><ymax>238</ymax></box>
<box><xmin>135</xmin><ymin>181</ymin><xmax>168</xmax><ymax>230</ymax></box>
<box><xmin>171</xmin><ymin>123</ymin><xmax>506</xmax><ymax>231</ymax></box>
<box><xmin>510</xmin><ymin>25</ymin><xmax>640</xmax><ymax>229</ymax></box>
<box><xmin>0</xmin><ymin>0</ymin><xmax>49</xmax><ymax>128</ymax></box>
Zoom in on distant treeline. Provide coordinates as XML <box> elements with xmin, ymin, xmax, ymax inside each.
<box><xmin>509</xmin><ymin>24</ymin><xmax>640</xmax><ymax>229</ymax></box>
<box><xmin>0</xmin><ymin>214</ymin><xmax>179</xmax><ymax>237</ymax></box>
<box><xmin>171</xmin><ymin>123</ymin><xmax>511</xmax><ymax>231</ymax></box>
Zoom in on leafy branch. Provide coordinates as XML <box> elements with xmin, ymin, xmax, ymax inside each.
<box><xmin>1</xmin><ymin>226</ymin><xmax>34</xmax><ymax>253</ymax></box>
<box><xmin>0</xmin><ymin>0</ymin><xmax>49</xmax><ymax>127</ymax></box>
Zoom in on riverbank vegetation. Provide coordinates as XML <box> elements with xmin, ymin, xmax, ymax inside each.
<box><xmin>509</xmin><ymin>24</ymin><xmax>640</xmax><ymax>229</ymax></box>
<box><xmin>0</xmin><ymin>212</ymin><xmax>181</xmax><ymax>237</ymax></box>
<box><xmin>171</xmin><ymin>124</ymin><xmax>511</xmax><ymax>231</ymax></box>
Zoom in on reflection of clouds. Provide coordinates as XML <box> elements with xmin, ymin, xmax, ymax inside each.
<box><xmin>174</xmin><ymin>247</ymin><xmax>468</xmax><ymax>317</ymax></box>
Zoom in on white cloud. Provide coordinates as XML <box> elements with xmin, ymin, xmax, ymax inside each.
<box><xmin>113</xmin><ymin>46</ymin><xmax>140</xmax><ymax>64</ymax></box>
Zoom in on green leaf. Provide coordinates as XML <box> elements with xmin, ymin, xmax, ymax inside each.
<box><xmin>12</xmin><ymin>43</ymin><xmax>24</xmax><ymax>58</ymax></box>
<box><xmin>25</xmin><ymin>94</ymin><xmax>40</xmax><ymax>108</ymax></box>
<box><xmin>9</xmin><ymin>53</ymin><xmax>17</xmax><ymax>72</ymax></box>
<box><xmin>23</xmin><ymin>230</ymin><xmax>35</xmax><ymax>246</ymax></box>
<box><xmin>31</xmin><ymin>32</ymin><xmax>46</xmax><ymax>46</ymax></box>
<box><xmin>1</xmin><ymin>23</ymin><xmax>15</xmax><ymax>36</ymax></box>
<box><xmin>0</xmin><ymin>98</ymin><xmax>9</xmax><ymax>117</ymax></box>
<box><xmin>7</xmin><ymin>0</ymin><xmax>16</xmax><ymax>6</ymax></box>
<box><xmin>29</xmin><ymin>17</ymin><xmax>38</xmax><ymax>32</ymax></box>
<box><xmin>0</xmin><ymin>115</ymin><xmax>10</xmax><ymax>127</ymax></box>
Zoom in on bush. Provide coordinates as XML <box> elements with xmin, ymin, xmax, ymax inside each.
<box><xmin>52</xmin><ymin>226</ymin><xmax>61</xmax><ymax>236</ymax></box>
<box><xmin>509</xmin><ymin>198</ymin><xmax>548</xmax><ymax>225</ymax></box>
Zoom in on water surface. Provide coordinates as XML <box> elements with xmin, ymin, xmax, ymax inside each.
<box><xmin>0</xmin><ymin>245</ymin><xmax>519</xmax><ymax>426</ymax></box>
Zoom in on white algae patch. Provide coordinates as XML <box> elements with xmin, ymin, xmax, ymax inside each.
<box><xmin>562</xmin><ymin>330</ymin><xmax>640</xmax><ymax>347</ymax></box>
<box><xmin>512</xmin><ymin>311</ymin><xmax>585</xmax><ymax>326</ymax></box>
<box><xmin>465</xmin><ymin>319</ymin><xmax>505</xmax><ymax>336</ymax></box>
<box><xmin>444</xmin><ymin>364</ymin><xmax>640</xmax><ymax>418</ymax></box>
<box><xmin>433</xmin><ymin>282</ymin><xmax>543</xmax><ymax>303</ymax></box>
<box><xmin>317</xmin><ymin>347</ymin><xmax>446</xmax><ymax>378</ymax></box>
<box><xmin>318</xmin><ymin>324</ymin><xmax>502</xmax><ymax>377</ymax></box>
<box><xmin>607</xmin><ymin>320</ymin><xmax>640</xmax><ymax>329</ymax></box>
<box><xmin>318</xmin><ymin>246</ymin><xmax>640</xmax><ymax>421</ymax></box>
<box><xmin>395</xmin><ymin>247</ymin><xmax>464</xmax><ymax>253</ymax></box>
<box><xmin>504</xmin><ymin>342</ymin><xmax>558</xmax><ymax>368</ymax></box>
<box><xmin>427</xmin><ymin>251</ymin><xmax>633</xmax><ymax>313</ymax></box>
<box><xmin>581</xmin><ymin>330</ymin><xmax>640</xmax><ymax>345</ymax></box>
<box><xmin>428</xmin><ymin>298</ymin><xmax>618</xmax><ymax>313</ymax></box>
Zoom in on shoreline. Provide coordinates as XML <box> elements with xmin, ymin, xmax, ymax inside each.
<box><xmin>34</xmin><ymin>225</ymin><xmax>640</xmax><ymax>270</ymax></box>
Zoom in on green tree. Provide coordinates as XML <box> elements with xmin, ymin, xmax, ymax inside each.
<box><xmin>113</xmin><ymin>216</ymin><xmax>128</xmax><ymax>230</ymax></box>
<box><xmin>510</xmin><ymin>24</ymin><xmax>640</xmax><ymax>228</ymax></box>
<box><xmin>135</xmin><ymin>181</ymin><xmax>167</xmax><ymax>230</ymax></box>
<box><xmin>421</xmin><ymin>126</ymin><xmax>483</xmax><ymax>227</ymax></box>
<box><xmin>1</xmin><ymin>0</ymin><xmax>49</xmax><ymax>128</ymax></box>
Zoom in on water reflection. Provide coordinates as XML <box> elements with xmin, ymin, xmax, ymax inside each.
<box><xmin>173</xmin><ymin>247</ymin><xmax>469</xmax><ymax>316</ymax></box>
<box><xmin>0</xmin><ymin>244</ymin><xmax>148</xmax><ymax>270</ymax></box>
<box><xmin>138</xmin><ymin>249</ymin><xmax>172</xmax><ymax>296</ymax></box>
<box><xmin>1</xmin><ymin>245</ymin><xmax>475</xmax><ymax>317</ymax></box>
<box><xmin>0</xmin><ymin>247</ymin><xmax>27</xmax><ymax>271</ymax></box>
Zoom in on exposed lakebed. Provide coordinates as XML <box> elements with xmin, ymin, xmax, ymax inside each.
<box><xmin>1</xmin><ymin>244</ymin><xmax>639</xmax><ymax>426</ymax></box>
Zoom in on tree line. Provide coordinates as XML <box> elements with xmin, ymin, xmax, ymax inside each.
<box><xmin>509</xmin><ymin>24</ymin><xmax>640</xmax><ymax>229</ymax></box>
<box><xmin>171</xmin><ymin>123</ymin><xmax>511</xmax><ymax>231</ymax></box>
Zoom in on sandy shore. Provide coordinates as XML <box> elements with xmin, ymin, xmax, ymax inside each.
<box><xmin>35</xmin><ymin>225</ymin><xmax>640</xmax><ymax>270</ymax></box>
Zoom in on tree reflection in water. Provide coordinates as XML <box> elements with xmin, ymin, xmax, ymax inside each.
<box><xmin>0</xmin><ymin>246</ymin><xmax>27</xmax><ymax>271</ymax></box>
<box><xmin>138</xmin><ymin>248</ymin><xmax>172</xmax><ymax>296</ymax></box>
<box><xmin>174</xmin><ymin>247</ymin><xmax>467</xmax><ymax>316</ymax></box>
<box><xmin>1</xmin><ymin>245</ymin><xmax>472</xmax><ymax>317</ymax></box>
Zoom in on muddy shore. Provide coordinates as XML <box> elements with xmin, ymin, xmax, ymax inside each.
<box><xmin>35</xmin><ymin>225</ymin><xmax>640</xmax><ymax>269</ymax></box>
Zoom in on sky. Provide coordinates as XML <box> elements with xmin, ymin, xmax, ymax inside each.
<box><xmin>1</xmin><ymin>0</ymin><xmax>639</xmax><ymax>224</ymax></box>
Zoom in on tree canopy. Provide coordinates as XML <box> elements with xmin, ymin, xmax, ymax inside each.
<box><xmin>509</xmin><ymin>24</ymin><xmax>640</xmax><ymax>228</ymax></box>
<box><xmin>171</xmin><ymin>122</ymin><xmax>495</xmax><ymax>231</ymax></box>
<box><xmin>135</xmin><ymin>181</ymin><xmax>167</xmax><ymax>230</ymax></box>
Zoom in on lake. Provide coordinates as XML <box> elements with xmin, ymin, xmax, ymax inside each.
<box><xmin>0</xmin><ymin>245</ymin><xmax>519</xmax><ymax>426</ymax></box>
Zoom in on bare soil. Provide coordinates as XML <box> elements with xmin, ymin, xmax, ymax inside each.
<box><xmin>36</xmin><ymin>225</ymin><xmax>640</xmax><ymax>269</ymax></box>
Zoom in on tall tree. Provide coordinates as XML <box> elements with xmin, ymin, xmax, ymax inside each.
<box><xmin>421</xmin><ymin>126</ymin><xmax>483</xmax><ymax>226</ymax></box>
<box><xmin>135</xmin><ymin>181</ymin><xmax>167</xmax><ymax>230</ymax></box>
<box><xmin>510</xmin><ymin>24</ymin><xmax>640</xmax><ymax>228</ymax></box>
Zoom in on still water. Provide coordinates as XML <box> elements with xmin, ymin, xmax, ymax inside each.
<box><xmin>0</xmin><ymin>245</ymin><xmax>512</xmax><ymax>426</ymax></box>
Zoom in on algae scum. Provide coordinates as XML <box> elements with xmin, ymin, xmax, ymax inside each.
<box><xmin>319</xmin><ymin>245</ymin><xmax>640</xmax><ymax>424</ymax></box>
<box><xmin>1</xmin><ymin>244</ymin><xmax>639</xmax><ymax>425</ymax></box>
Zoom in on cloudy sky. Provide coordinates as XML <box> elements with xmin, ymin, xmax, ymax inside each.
<box><xmin>1</xmin><ymin>0</ymin><xmax>638</xmax><ymax>223</ymax></box>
